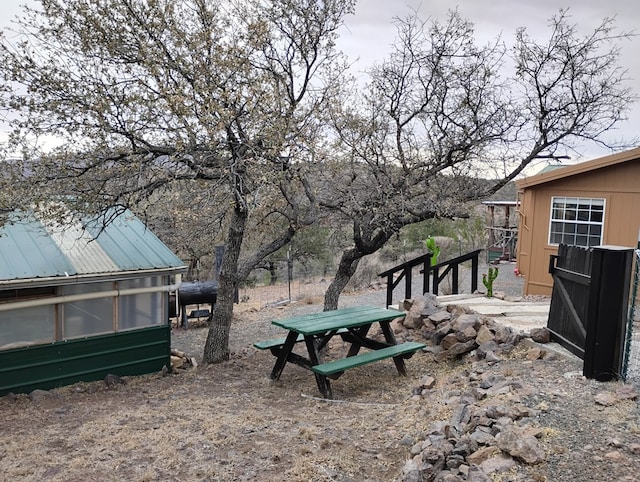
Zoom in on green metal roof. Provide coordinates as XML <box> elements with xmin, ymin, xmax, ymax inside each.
<box><xmin>0</xmin><ymin>208</ymin><xmax>185</xmax><ymax>284</ymax></box>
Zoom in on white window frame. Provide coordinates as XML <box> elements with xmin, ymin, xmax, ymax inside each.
<box><xmin>548</xmin><ymin>196</ymin><xmax>605</xmax><ymax>247</ymax></box>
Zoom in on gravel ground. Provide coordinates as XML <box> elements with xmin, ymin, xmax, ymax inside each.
<box><xmin>7</xmin><ymin>261</ymin><xmax>640</xmax><ymax>481</ymax></box>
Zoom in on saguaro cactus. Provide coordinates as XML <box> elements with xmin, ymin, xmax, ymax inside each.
<box><xmin>482</xmin><ymin>267</ymin><xmax>499</xmax><ymax>298</ymax></box>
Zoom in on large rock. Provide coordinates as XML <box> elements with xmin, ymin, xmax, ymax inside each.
<box><xmin>442</xmin><ymin>339</ymin><xmax>477</xmax><ymax>358</ymax></box>
<box><xmin>530</xmin><ymin>327</ymin><xmax>551</xmax><ymax>343</ymax></box>
<box><xmin>475</xmin><ymin>325</ymin><xmax>495</xmax><ymax>345</ymax></box>
<box><xmin>496</xmin><ymin>427</ymin><xmax>546</xmax><ymax>464</ymax></box>
<box><xmin>429</xmin><ymin>310</ymin><xmax>452</xmax><ymax>325</ymax></box>
<box><xmin>431</xmin><ymin>322</ymin><xmax>454</xmax><ymax>345</ymax></box>
<box><xmin>441</xmin><ymin>333</ymin><xmax>461</xmax><ymax>350</ymax></box>
<box><xmin>451</xmin><ymin>314</ymin><xmax>480</xmax><ymax>332</ymax></box>
<box><xmin>421</xmin><ymin>293</ymin><xmax>441</xmax><ymax>316</ymax></box>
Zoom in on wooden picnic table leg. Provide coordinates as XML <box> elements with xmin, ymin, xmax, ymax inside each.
<box><xmin>270</xmin><ymin>331</ymin><xmax>299</xmax><ymax>380</ymax></box>
<box><xmin>379</xmin><ymin>320</ymin><xmax>408</xmax><ymax>376</ymax></box>
<box><xmin>304</xmin><ymin>335</ymin><xmax>332</xmax><ymax>399</ymax></box>
<box><xmin>344</xmin><ymin>324</ymin><xmax>372</xmax><ymax>357</ymax></box>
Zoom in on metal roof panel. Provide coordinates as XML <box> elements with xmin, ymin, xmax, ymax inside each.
<box><xmin>0</xmin><ymin>215</ymin><xmax>76</xmax><ymax>280</ymax></box>
<box><xmin>0</xmin><ymin>209</ymin><xmax>185</xmax><ymax>283</ymax></box>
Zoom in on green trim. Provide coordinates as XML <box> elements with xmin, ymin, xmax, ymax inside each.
<box><xmin>311</xmin><ymin>342</ymin><xmax>425</xmax><ymax>376</ymax></box>
<box><xmin>0</xmin><ymin>325</ymin><xmax>170</xmax><ymax>396</ymax></box>
<box><xmin>272</xmin><ymin>306</ymin><xmax>405</xmax><ymax>336</ymax></box>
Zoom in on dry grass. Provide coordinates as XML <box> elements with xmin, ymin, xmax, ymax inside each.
<box><xmin>3</xmin><ymin>282</ymin><xmax>640</xmax><ymax>482</ymax></box>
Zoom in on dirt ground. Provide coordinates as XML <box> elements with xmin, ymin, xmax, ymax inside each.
<box><xmin>2</xmin><ymin>282</ymin><xmax>640</xmax><ymax>481</ymax></box>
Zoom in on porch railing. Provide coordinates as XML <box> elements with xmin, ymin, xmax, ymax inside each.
<box><xmin>378</xmin><ymin>249</ymin><xmax>481</xmax><ymax>307</ymax></box>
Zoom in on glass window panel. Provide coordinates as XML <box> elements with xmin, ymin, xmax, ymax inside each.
<box><xmin>64</xmin><ymin>297</ymin><xmax>113</xmax><ymax>338</ymax></box>
<box><xmin>591</xmin><ymin>210</ymin><xmax>603</xmax><ymax>222</ymax></box>
<box><xmin>577</xmin><ymin>210</ymin><xmax>590</xmax><ymax>221</ymax></box>
<box><xmin>0</xmin><ymin>305</ymin><xmax>55</xmax><ymax>349</ymax></box>
<box><xmin>118</xmin><ymin>277</ymin><xmax>165</xmax><ymax>330</ymax></box>
<box><xmin>576</xmin><ymin>235</ymin><xmax>587</xmax><ymax>246</ymax></box>
<box><xmin>62</xmin><ymin>282</ymin><xmax>114</xmax><ymax>338</ymax></box>
<box><xmin>577</xmin><ymin>224</ymin><xmax>589</xmax><ymax>235</ymax></box>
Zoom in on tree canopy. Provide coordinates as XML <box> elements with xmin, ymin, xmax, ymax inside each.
<box><xmin>0</xmin><ymin>3</ymin><xmax>636</xmax><ymax>357</ymax></box>
<box><xmin>316</xmin><ymin>9</ymin><xmax>636</xmax><ymax>309</ymax></box>
<box><xmin>0</xmin><ymin>0</ymin><xmax>355</xmax><ymax>362</ymax></box>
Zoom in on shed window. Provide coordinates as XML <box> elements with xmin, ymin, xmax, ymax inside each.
<box><xmin>549</xmin><ymin>197</ymin><xmax>604</xmax><ymax>247</ymax></box>
<box><xmin>62</xmin><ymin>282</ymin><xmax>114</xmax><ymax>338</ymax></box>
<box><xmin>118</xmin><ymin>277</ymin><xmax>164</xmax><ymax>329</ymax></box>
<box><xmin>0</xmin><ymin>287</ymin><xmax>56</xmax><ymax>349</ymax></box>
<box><xmin>0</xmin><ymin>305</ymin><xmax>55</xmax><ymax>350</ymax></box>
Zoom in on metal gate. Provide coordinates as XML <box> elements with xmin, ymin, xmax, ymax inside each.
<box><xmin>548</xmin><ymin>244</ymin><xmax>634</xmax><ymax>381</ymax></box>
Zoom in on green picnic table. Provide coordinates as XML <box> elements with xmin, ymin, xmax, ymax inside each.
<box><xmin>254</xmin><ymin>305</ymin><xmax>426</xmax><ymax>398</ymax></box>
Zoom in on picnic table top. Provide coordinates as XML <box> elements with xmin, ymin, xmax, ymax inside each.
<box><xmin>271</xmin><ymin>305</ymin><xmax>406</xmax><ymax>336</ymax></box>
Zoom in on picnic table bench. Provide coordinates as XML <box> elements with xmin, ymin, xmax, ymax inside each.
<box><xmin>254</xmin><ymin>306</ymin><xmax>425</xmax><ymax>398</ymax></box>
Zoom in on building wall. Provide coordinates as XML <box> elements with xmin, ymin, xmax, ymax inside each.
<box><xmin>517</xmin><ymin>160</ymin><xmax>640</xmax><ymax>296</ymax></box>
<box><xmin>0</xmin><ymin>325</ymin><xmax>170</xmax><ymax>396</ymax></box>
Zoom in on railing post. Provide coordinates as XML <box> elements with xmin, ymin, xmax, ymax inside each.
<box><xmin>405</xmin><ymin>267</ymin><xmax>412</xmax><ymax>300</ymax></box>
<box><xmin>432</xmin><ymin>267</ymin><xmax>439</xmax><ymax>295</ymax></box>
<box><xmin>471</xmin><ymin>253</ymin><xmax>478</xmax><ymax>293</ymax></box>
<box><xmin>423</xmin><ymin>255</ymin><xmax>431</xmax><ymax>295</ymax></box>
<box><xmin>385</xmin><ymin>274</ymin><xmax>393</xmax><ymax>308</ymax></box>
<box><xmin>452</xmin><ymin>265</ymin><xmax>459</xmax><ymax>294</ymax></box>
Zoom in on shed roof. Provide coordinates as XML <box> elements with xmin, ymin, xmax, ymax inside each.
<box><xmin>0</xmin><ymin>208</ymin><xmax>186</xmax><ymax>286</ymax></box>
<box><xmin>516</xmin><ymin>147</ymin><xmax>640</xmax><ymax>189</ymax></box>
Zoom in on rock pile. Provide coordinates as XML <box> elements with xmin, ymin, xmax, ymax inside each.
<box><xmin>390</xmin><ymin>293</ymin><xmax>526</xmax><ymax>362</ymax></box>
<box><xmin>401</xmin><ymin>363</ymin><xmax>547</xmax><ymax>481</ymax></box>
<box><xmin>381</xmin><ymin>294</ymin><xmax>557</xmax><ymax>481</ymax></box>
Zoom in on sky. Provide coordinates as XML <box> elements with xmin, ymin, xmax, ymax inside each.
<box><xmin>335</xmin><ymin>0</ymin><xmax>640</xmax><ymax>163</ymax></box>
<box><xmin>1</xmin><ymin>0</ymin><xmax>639</xmax><ymax>165</ymax></box>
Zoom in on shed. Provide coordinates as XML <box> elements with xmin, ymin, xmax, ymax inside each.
<box><xmin>516</xmin><ymin>147</ymin><xmax>640</xmax><ymax>296</ymax></box>
<box><xmin>0</xmin><ymin>208</ymin><xmax>186</xmax><ymax>395</ymax></box>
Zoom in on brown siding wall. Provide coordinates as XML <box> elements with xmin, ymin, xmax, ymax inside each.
<box><xmin>517</xmin><ymin>160</ymin><xmax>640</xmax><ymax>296</ymax></box>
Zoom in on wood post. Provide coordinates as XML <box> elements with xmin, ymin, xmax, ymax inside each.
<box><xmin>583</xmin><ymin>246</ymin><xmax>634</xmax><ymax>381</ymax></box>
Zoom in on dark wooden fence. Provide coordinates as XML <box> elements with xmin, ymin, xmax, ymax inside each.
<box><xmin>548</xmin><ymin>244</ymin><xmax>634</xmax><ymax>381</ymax></box>
<box><xmin>547</xmin><ymin>245</ymin><xmax>591</xmax><ymax>358</ymax></box>
<box><xmin>378</xmin><ymin>250</ymin><xmax>481</xmax><ymax>307</ymax></box>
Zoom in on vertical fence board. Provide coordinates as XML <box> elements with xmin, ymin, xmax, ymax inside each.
<box><xmin>547</xmin><ymin>245</ymin><xmax>591</xmax><ymax>357</ymax></box>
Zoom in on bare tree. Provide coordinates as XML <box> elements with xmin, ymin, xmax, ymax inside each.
<box><xmin>320</xmin><ymin>9</ymin><xmax>636</xmax><ymax>310</ymax></box>
<box><xmin>0</xmin><ymin>0</ymin><xmax>354</xmax><ymax>362</ymax></box>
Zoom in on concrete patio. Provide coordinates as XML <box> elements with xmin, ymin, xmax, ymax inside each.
<box><xmin>436</xmin><ymin>293</ymin><xmax>550</xmax><ymax>333</ymax></box>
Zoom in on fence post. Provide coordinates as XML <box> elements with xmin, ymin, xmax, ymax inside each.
<box><xmin>583</xmin><ymin>246</ymin><xmax>634</xmax><ymax>381</ymax></box>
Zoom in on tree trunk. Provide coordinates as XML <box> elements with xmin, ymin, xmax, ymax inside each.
<box><xmin>323</xmin><ymin>247</ymin><xmax>363</xmax><ymax>311</ymax></box>
<box><xmin>268</xmin><ymin>261</ymin><xmax>277</xmax><ymax>285</ymax></box>
<box><xmin>203</xmin><ymin>203</ymin><xmax>247</xmax><ymax>364</ymax></box>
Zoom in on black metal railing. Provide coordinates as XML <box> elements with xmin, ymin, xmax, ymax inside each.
<box><xmin>378</xmin><ymin>249</ymin><xmax>481</xmax><ymax>307</ymax></box>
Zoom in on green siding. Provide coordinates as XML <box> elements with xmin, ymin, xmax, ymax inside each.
<box><xmin>0</xmin><ymin>325</ymin><xmax>170</xmax><ymax>396</ymax></box>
